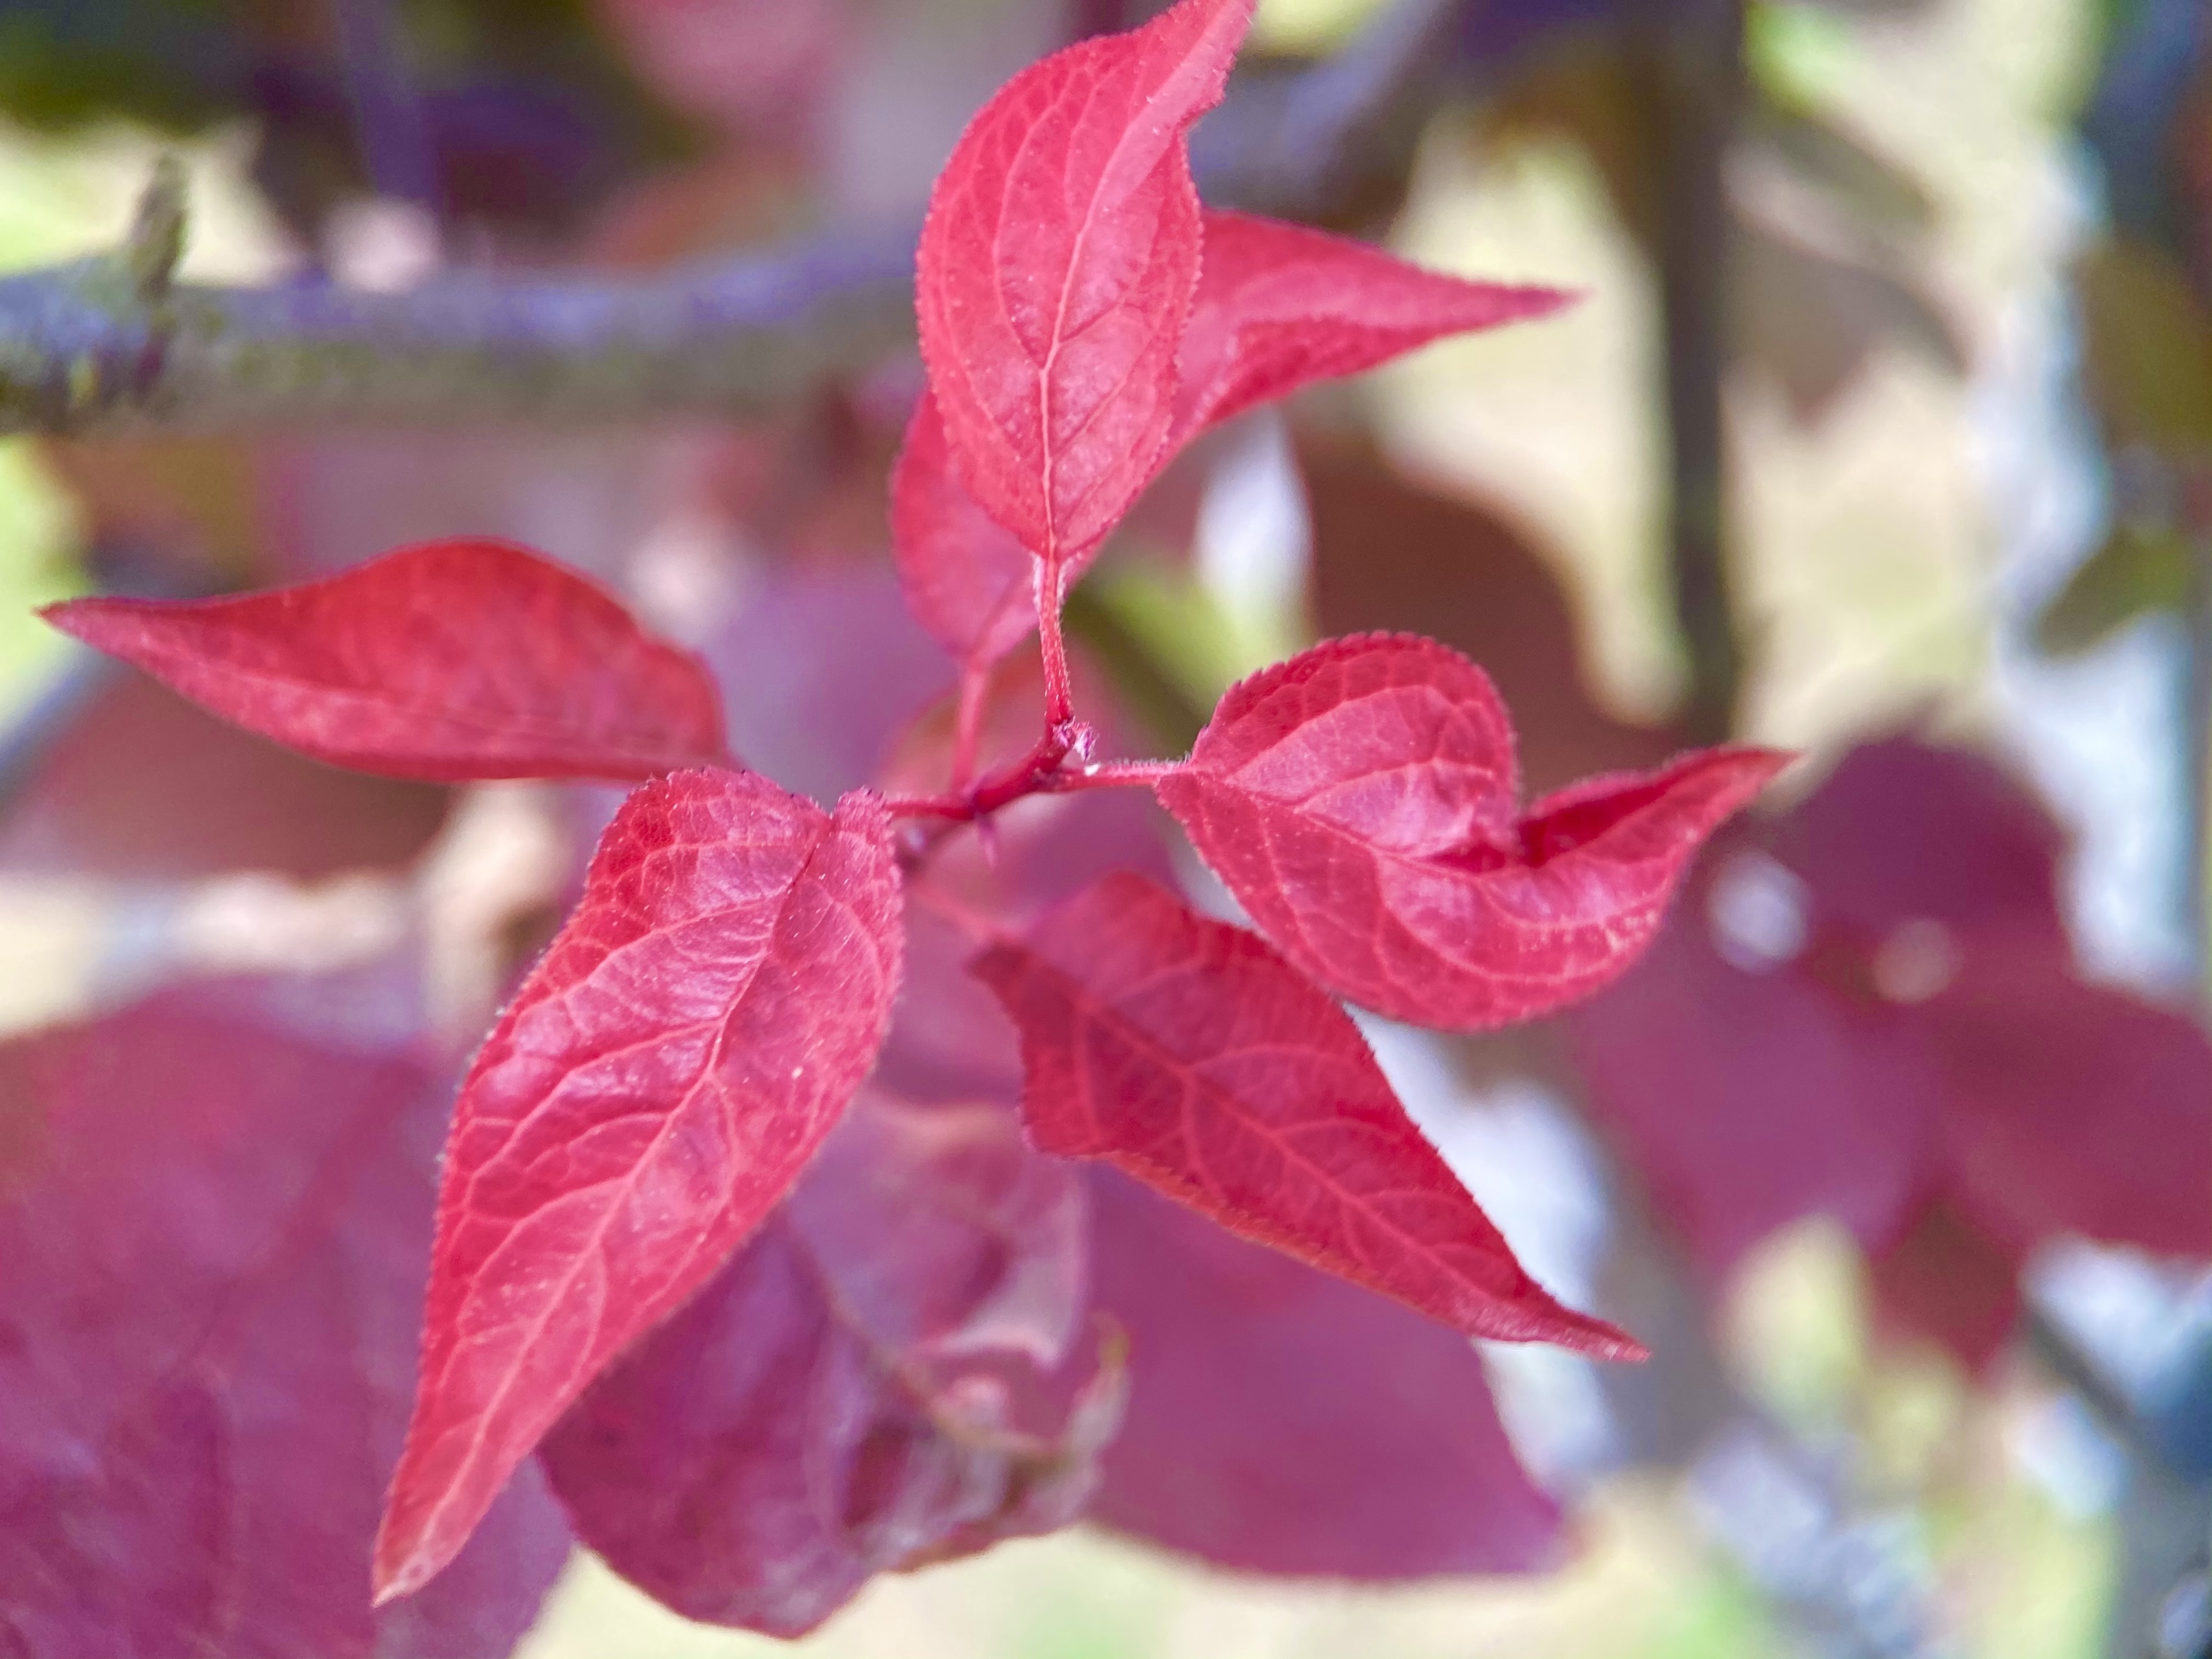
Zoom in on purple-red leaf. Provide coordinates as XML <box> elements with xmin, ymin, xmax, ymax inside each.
<box><xmin>43</xmin><ymin>538</ymin><xmax>730</xmax><ymax>783</ymax></box>
<box><xmin>1085</xmin><ymin>1169</ymin><xmax>1565</xmax><ymax>1576</ymax></box>
<box><xmin>913</xmin><ymin>0</ymin><xmax>1252</xmax><ymax>562</ymax></box>
<box><xmin>1174</xmin><ymin>210</ymin><xmax>1572</xmax><ymax>442</ymax></box>
<box><xmin>701</xmin><ymin>559</ymin><xmax>953</xmax><ymax>804</ymax></box>
<box><xmin>1568</xmin><ymin>839</ymin><xmax>1938</xmax><ymax>1280</ymax></box>
<box><xmin>0</xmin><ymin>977</ymin><xmax>570</xmax><ymax>1658</ymax></box>
<box><xmin>890</xmin><ymin>392</ymin><xmax>1041</xmax><ymax>674</ymax></box>
<box><xmin>1930</xmin><ymin>950</ymin><xmax>2212</xmax><ymax>1260</ymax></box>
<box><xmin>373</xmin><ymin>769</ymin><xmax>902</xmax><ymax>1603</ymax></box>
<box><xmin>972</xmin><ymin>869</ymin><xmax>1638</xmax><ymax>1356</ymax></box>
<box><xmin>1570</xmin><ymin>738</ymin><xmax>2212</xmax><ymax>1368</ymax></box>
<box><xmin>540</xmin><ymin>1093</ymin><xmax>1113</xmax><ymax>1637</ymax></box>
<box><xmin>0</xmin><ymin>672</ymin><xmax>449</xmax><ymax>882</ymax></box>
<box><xmin>1154</xmin><ymin>633</ymin><xmax>1786</xmax><ymax>1028</ymax></box>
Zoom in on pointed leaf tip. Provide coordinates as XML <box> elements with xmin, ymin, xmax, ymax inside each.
<box><xmin>45</xmin><ymin>538</ymin><xmax>730</xmax><ymax>783</ymax></box>
<box><xmin>915</xmin><ymin>0</ymin><xmax>1255</xmax><ymax>561</ymax></box>
<box><xmin>1175</xmin><ymin>210</ymin><xmax>1581</xmax><ymax>442</ymax></box>
<box><xmin>1156</xmin><ymin>633</ymin><xmax>1788</xmax><ymax>1029</ymax></box>
<box><xmin>972</xmin><ymin>871</ymin><xmax>1636</xmax><ymax>1357</ymax></box>
<box><xmin>373</xmin><ymin>770</ymin><xmax>902</xmax><ymax>1600</ymax></box>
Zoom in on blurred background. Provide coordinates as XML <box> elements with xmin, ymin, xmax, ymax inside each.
<box><xmin>2</xmin><ymin>0</ymin><xmax>2210</xmax><ymax>1655</ymax></box>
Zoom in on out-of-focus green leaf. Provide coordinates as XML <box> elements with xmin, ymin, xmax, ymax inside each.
<box><xmin>2075</xmin><ymin>238</ymin><xmax>2212</xmax><ymax>451</ymax></box>
<box><xmin>1081</xmin><ymin>561</ymin><xmax>1250</xmax><ymax>716</ymax></box>
<box><xmin>1747</xmin><ymin>0</ymin><xmax>1858</xmax><ymax>104</ymax></box>
<box><xmin>2033</xmin><ymin>518</ymin><xmax>2192</xmax><ymax>655</ymax></box>
<box><xmin>1644</xmin><ymin>1567</ymin><xmax>1776</xmax><ymax>1659</ymax></box>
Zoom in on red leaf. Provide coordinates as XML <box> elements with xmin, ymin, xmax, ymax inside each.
<box><xmin>1568</xmin><ymin>841</ymin><xmax>1937</xmax><ymax>1279</ymax></box>
<box><xmin>1174</xmin><ymin>210</ymin><xmax>1571</xmax><ymax>441</ymax></box>
<box><xmin>1866</xmin><ymin>1198</ymin><xmax>2027</xmax><ymax>1372</ymax></box>
<box><xmin>601</xmin><ymin>0</ymin><xmax>846</xmax><ymax>140</ymax></box>
<box><xmin>972</xmin><ymin>869</ymin><xmax>1637</xmax><ymax>1356</ymax></box>
<box><xmin>0</xmin><ymin>977</ymin><xmax>570</xmax><ymax>1658</ymax></box>
<box><xmin>1933</xmin><ymin>950</ymin><xmax>2212</xmax><ymax>1260</ymax></box>
<box><xmin>373</xmin><ymin>770</ymin><xmax>903</xmax><ymax>1602</ymax></box>
<box><xmin>890</xmin><ymin>392</ymin><xmax>1041</xmax><ymax>674</ymax></box>
<box><xmin>0</xmin><ymin>673</ymin><xmax>449</xmax><ymax>882</ymax></box>
<box><xmin>1769</xmin><ymin>737</ymin><xmax>2068</xmax><ymax>945</ymax></box>
<box><xmin>1154</xmin><ymin>634</ymin><xmax>1786</xmax><ymax>1028</ymax></box>
<box><xmin>541</xmin><ymin>1093</ymin><xmax>1114</xmax><ymax>1637</ymax></box>
<box><xmin>1085</xmin><ymin>1169</ymin><xmax>1565</xmax><ymax>1576</ymax></box>
<box><xmin>1569</xmin><ymin>738</ymin><xmax>2212</xmax><ymax>1368</ymax></box>
<box><xmin>913</xmin><ymin>0</ymin><xmax>1252</xmax><ymax>562</ymax></box>
<box><xmin>43</xmin><ymin>539</ymin><xmax>730</xmax><ymax>783</ymax></box>
<box><xmin>701</xmin><ymin>560</ymin><xmax>953</xmax><ymax>803</ymax></box>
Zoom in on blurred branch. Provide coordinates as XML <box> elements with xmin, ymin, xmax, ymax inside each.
<box><xmin>0</xmin><ymin>220</ymin><xmax>919</xmax><ymax>432</ymax></box>
<box><xmin>1633</xmin><ymin>0</ymin><xmax>1747</xmax><ymax>745</ymax></box>
<box><xmin>2187</xmin><ymin>496</ymin><xmax>2212</xmax><ymax>985</ymax></box>
<box><xmin>0</xmin><ymin>0</ymin><xmax>1460</xmax><ymax>437</ymax></box>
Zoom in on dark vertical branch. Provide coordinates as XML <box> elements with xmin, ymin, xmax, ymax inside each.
<box><xmin>2182</xmin><ymin>144</ymin><xmax>2212</xmax><ymax>985</ymax></box>
<box><xmin>2185</xmin><ymin>469</ymin><xmax>2212</xmax><ymax>981</ymax></box>
<box><xmin>1634</xmin><ymin>0</ymin><xmax>1747</xmax><ymax>745</ymax></box>
<box><xmin>325</xmin><ymin>0</ymin><xmax>442</xmax><ymax>214</ymax></box>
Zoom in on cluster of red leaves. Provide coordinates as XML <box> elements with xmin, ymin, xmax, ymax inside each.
<box><xmin>34</xmin><ymin>0</ymin><xmax>1782</xmax><ymax>1638</ymax></box>
<box><xmin>1571</xmin><ymin>738</ymin><xmax>2212</xmax><ymax>1369</ymax></box>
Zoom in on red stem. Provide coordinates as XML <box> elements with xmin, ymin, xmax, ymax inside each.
<box><xmin>1048</xmin><ymin>757</ymin><xmax>1184</xmax><ymax>792</ymax></box>
<box><xmin>882</xmin><ymin>744</ymin><xmax>1184</xmax><ymax>824</ymax></box>
<box><xmin>1034</xmin><ymin>555</ymin><xmax>1075</xmax><ymax>729</ymax></box>
<box><xmin>949</xmin><ymin>663</ymin><xmax>988</xmax><ymax>793</ymax></box>
<box><xmin>884</xmin><ymin>552</ymin><xmax>1184</xmax><ymax>873</ymax></box>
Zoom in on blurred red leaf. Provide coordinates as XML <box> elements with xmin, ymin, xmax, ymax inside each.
<box><xmin>1154</xmin><ymin>633</ymin><xmax>1786</xmax><ymax>1028</ymax></box>
<box><xmin>702</xmin><ymin>560</ymin><xmax>954</xmax><ymax>804</ymax></box>
<box><xmin>1565</xmin><ymin>846</ymin><xmax>1936</xmax><ymax>1277</ymax></box>
<box><xmin>0</xmin><ymin>673</ymin><xmax>449</xmax><ymax>881</ymax></box>
<box><xmin>1174</xmin><ymin>210</ymin><xmax>1569</xmax><ymax>439</ymax></box>
<box><xmin>1765</xmin><ymin>737</ymin><xmax>2068</xmax><ymax>946</ymax></box>
<box><xmin>1570</xmin><ymin>738</ymin><xmax>2212</xmax><ymax>1367</ymax></box>
<box><xmin>600</xmin><ymin>0</ymin><xmax>847</xmax><ymax>141</ymax></box>
<box><xmin>972</xmin><ymin>870</ymin><xmax>1638</xmax><ymax>1356</ymax></box>
<box><xmin>889</xmin><ymin>392</ymin><xmax>1040</xmax><ymax>674</ymax></box>
<box><xmin>877</xmin><ymin>896</ymin><xmax>1029</xmax><ymax>1108</ymax></box>
<box><xmin>1933</xmin><ymin>950</ymin><xmax>2212</xmax><ymax>1260</ymax></box>
<box><xmin>540</xmin><ymin>1093</ymin><xmax>1114</xmax><ymax>1636</ymax></box>
<box><xmin>1866</xmin><ymin>1198</ymin><xmax>2026</xmax><ymax>1371</ymax></box>
<box><xmin>0</xmin><ymin>977</ymin><xmax>570</xmax><ymax>1657</ymax></box>
<box><xmin>914</xmin><ymin>0</ymin><xmax>1250</xmax><ymax>562</ymax></box>
<box><xmin>46</xmin><ymin>541</ymin><xmax>730</xmax><ymax>783</ymax></box>
<box><xmin>1084</xmin><ymin>1168</ymin><xmax>1566</xmax><ymax>1576</ymax></box>
<box><xmin>375</xmin><ymin>770</ymin><xmax>902</xmax><ymax>1601</ymax></box>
